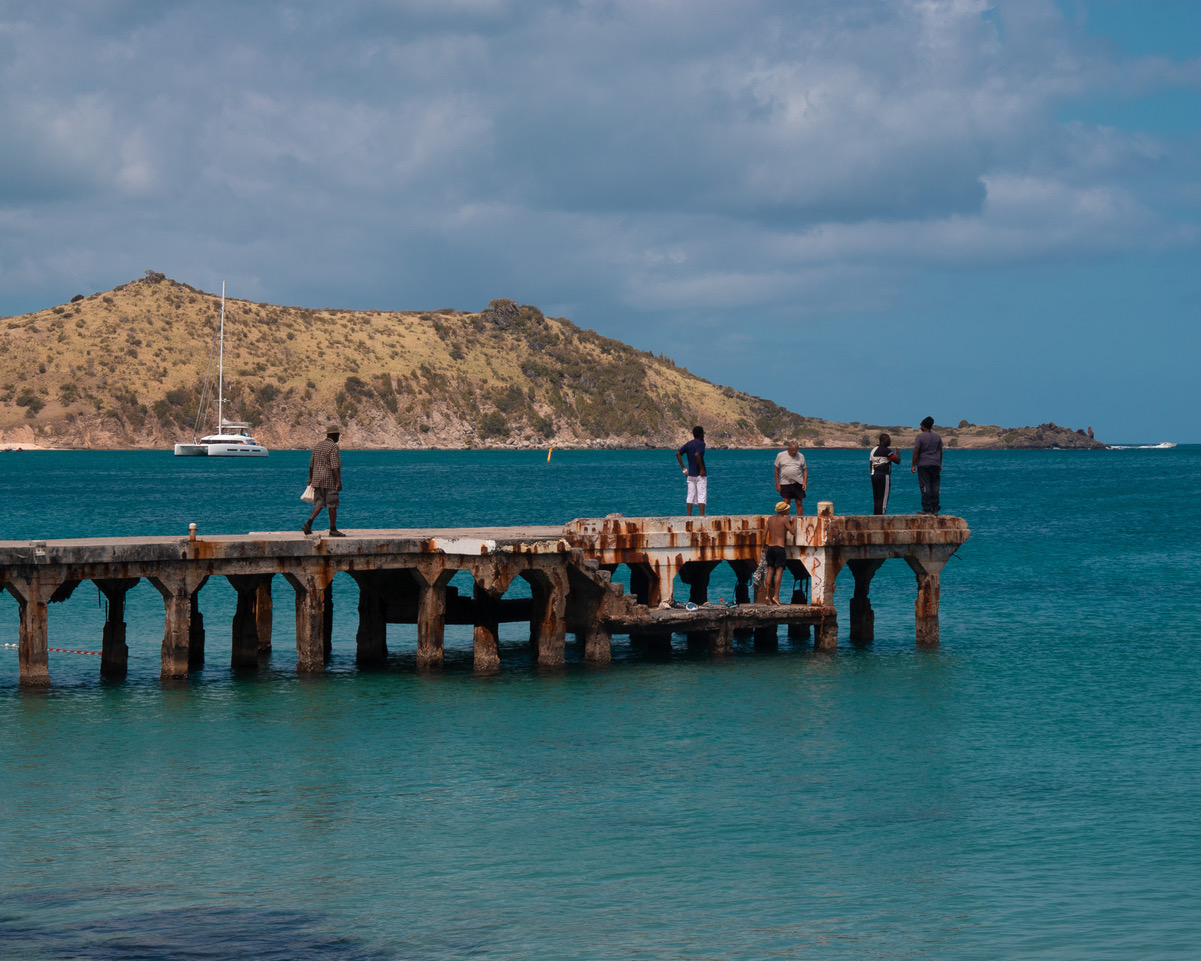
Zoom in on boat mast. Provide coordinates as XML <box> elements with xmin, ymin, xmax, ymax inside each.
<box><xmin>217</xmin><ymin>282</ymin><xmax>225</xmax><ymax>430</ymax></box>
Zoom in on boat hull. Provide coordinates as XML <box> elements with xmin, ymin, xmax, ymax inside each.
<box><xmin>205</xmin><ymin>444</ymin><xmax>268</xmax><ymax>457</ymax></box>
<box><xmin>173</xmin><ymin>442</ymin><xmax>268</xmax><ymax>457</ymax></box>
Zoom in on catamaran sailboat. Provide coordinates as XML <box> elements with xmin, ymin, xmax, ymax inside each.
<box><xmin>174</xmin><ymin>283</ymin><xmax>269</xmax><ymax>457</ymax></box>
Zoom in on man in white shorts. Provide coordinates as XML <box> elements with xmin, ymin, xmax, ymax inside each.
<box><xmin>675</xmin><ymin>425</ymin><xmax>707</xmax><ymax>516</ymax></box>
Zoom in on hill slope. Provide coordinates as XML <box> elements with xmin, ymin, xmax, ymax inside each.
<box><xmin>0</xmin><ymin>273</ymin><xmax>1104</xmax><ymax>451</ymax></box>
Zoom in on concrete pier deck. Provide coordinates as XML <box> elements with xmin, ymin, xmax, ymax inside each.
<box><xmin>0</xmin><ymin>504</ymin><xmax>968</xmax><ymax>687</ymax></box>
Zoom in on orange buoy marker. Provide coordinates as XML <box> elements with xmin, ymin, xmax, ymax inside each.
<box><xmin>547</xmin><ymin>447</ymin><xmax>553</xmax><ymax>463</ymax></box>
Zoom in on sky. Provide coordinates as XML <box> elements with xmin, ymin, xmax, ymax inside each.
<box><xmin>1</xmin><ymin>0</ymin><xmax>1198</xmax><ymax>443</ymax></box>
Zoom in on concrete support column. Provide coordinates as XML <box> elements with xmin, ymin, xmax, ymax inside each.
<box><xmin>255</xmin><ymin>579</ymin><xmax>273</xmax><ymax>654</ymax></box>
<box><xmin>285</xmin><ymin>570</ymin><xmax>334</xmax><ymax>673</ymax></box>
<box><xmin>583</xmin><ymin>617</ymin><xmax>613</xmax><ymax>664</ymax></box>
<box><xmin>754</xmin><ymin>624</ymin><xmax>778</xmax><ymax>650</ymax></box>
<box><xmin>350</xmin><ymin>572</ymin><xmax>389</xmax><ymax>668</ymax></box>
<box><xmin>149</xmin><ymin>569</ymin><xmax>209</xmax><ymax>680</ymax></box>
<box><xmin>566</xmin><ymin>565</ymin><xmax>612</xmax><ymax>664</ymax></box>
<box><xmin>785</xmin><ymin>562</ymin><xmax>810</xmax><ymax>640</ymax></box>
<box><xmin>5</xmin><ymin>572</ymin><xmax>65</xmax><ymax>688</ymax></box>
<box><xmin>679</xmin><ymin>560</ymin><xmax>718</xmax><ymax>605</ymax></box>
<box><xmin>413</xmin><ymin>565</ymin><xmax>457</xmax><ymax>671</ymax></box>
<box><xmin>471</xmin><ymin>583</ymin><xmax>500</xmax><ymax>673</ymax></box>
<box><xmin>905</xmin><ymin>554</ymin><xmax>947</xmax><ymax>649</ymax></box>
<box><xmin>95</xmin><ymin>577</ymin><xmax>139</xmax><ymax>680</ymax></box>
<box><xmin>470</xmin><ymin>561</ymin><xmax>520</xmax><ymax>673</ymax></box>
<box><xmin>798</xmin><ymin>548</ymin><xmax>843</xmax><ymax>651</ymax></box>
<box><xmin>628</xmin><ymin>563</ymin><xmax>657</xmax><ymax>607</ymax></box>
<box><xmin>523</xmin><ymin>565</ymin><xmax>568</xmax><ymax>666</ymax></box>
<box><xmin>816</xmin><ymin>612</ymin><xmax>839</xmax><ymax>651</ymax></box>
<box><xmin>847</xmin><ymin>559</ymin><xmax>885</xmax><ymax>646</ymax></box>
<box><xmin>227</xmin><ymin>574</ymin><xmax>273</xmax><ymax>670</ymax></box>
<box><xmin>654</xmin><ymin>555</ymin><xmax>680</xmax><ymax>608</ymax></box>
<box><xmin>729</xmin><ymin>560</ymin><xmax>754</xmax><ymax>606</ymax></box>
<box><xmin>709</xmin><ymin>619</ymin><xmax>734</xmax><ymax>655</ymax></box>
<box><xmin>800</xmin><ymin>548</ymin><xmax>843</xmax><ymax>608</ymax></box>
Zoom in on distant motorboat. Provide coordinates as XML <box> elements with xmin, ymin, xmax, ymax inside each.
<box><xmin>173</xmin><ymin>282</ymin><xmax>269</xmax><ymax>458</ymax></box>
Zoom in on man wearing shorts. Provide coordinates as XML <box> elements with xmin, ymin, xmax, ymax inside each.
<box><xmin>773</xmin><ymin>440</ymin><xmax>807</xmax><ymax>514</ymax></box>
<box><xmin>764</xmin><ymin>500</ymin><xmax>797</xmax><ymax>605</ymax></box>
<box><xmin>303</xmin><ymin>424</ymin><xmax>345</xmax><ymax>537</ymax></box>
<box><xmin>675</xmin><ymin>425</ymin><xmax>707</xmax><ymax>516</ymax></box>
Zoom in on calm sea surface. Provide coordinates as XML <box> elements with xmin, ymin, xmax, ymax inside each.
<box><xmin>2</xmin><ymin>446</ymin><xmax>1200</xmax><ymax>960</ymax></box>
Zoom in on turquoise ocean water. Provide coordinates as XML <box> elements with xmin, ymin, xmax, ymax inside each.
<box><xmin>2</xmin><ymin>446</ymin><xmax>1200</xmax><ymax>959</ymax></box>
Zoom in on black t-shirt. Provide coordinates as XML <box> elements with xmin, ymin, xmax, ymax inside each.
<box><xmin>869</xmin><ymin>445</ymin><xmax>895</xmax><ymax>477</ymax></box>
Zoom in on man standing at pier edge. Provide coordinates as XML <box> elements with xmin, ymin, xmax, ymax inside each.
<box><xmin>676</xmin><ymin>425</ymin><xmax>707</xmax><ymax>516</ymax></box>
<box><xmin>774</xmin><ymin>440</ymin><xmax>807</xmax><ymax>515</ymax></box>
<box><xmin>911</xmin><ymin>416</ymin><xmax>943</xmax><ymax>514</ymax></box>
<box><xmin>303</xmin><ymin>425</ymin><xmax>345</xmax><ymax>537</ymax></box>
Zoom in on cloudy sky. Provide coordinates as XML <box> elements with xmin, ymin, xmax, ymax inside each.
<box><xmin>2</xmin><ymin>0</ymin><xmax>1198</xmax><ymax>442</ymax></box>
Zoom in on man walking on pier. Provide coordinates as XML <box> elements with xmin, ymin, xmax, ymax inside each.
<box><xmin>676</xmin><ymin>425</ymin><xmax>707</xmax><ymax>516</ymax></box>
<box><xmin>303</xmin><ymin>425</ymin><xmax>345</xmax><ymax>537</ymax></box>
<box><xmin>911</xmin><ymin>416</ymin><xmax>943</xmax><ymax>514</ymax></box>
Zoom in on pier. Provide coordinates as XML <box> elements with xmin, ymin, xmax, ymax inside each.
<box><xmin>0</xmin><ymin>502</ymin><xmax>968</xmax><ymax>687</ymax></box>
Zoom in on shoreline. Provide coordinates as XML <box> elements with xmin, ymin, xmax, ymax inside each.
<box><xmin>3</xmin><ymin>443</ymin><xmax>1167</xmax><ymax>453</ymax></box>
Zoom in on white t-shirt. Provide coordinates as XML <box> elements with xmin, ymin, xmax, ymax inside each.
<box><xmin>774</xmin><ymin>450</ymin><xmax>807</xmax><ymax>487</ymax></box>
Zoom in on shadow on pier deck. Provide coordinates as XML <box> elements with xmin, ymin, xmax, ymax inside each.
<box><xmin>0</xmin><ymin>503</ymin><xmax>968</xmax><ymax>687</ymax></box>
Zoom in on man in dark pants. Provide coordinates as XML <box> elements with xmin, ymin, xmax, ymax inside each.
<box><xmin>911</xmin><ymin>416</ymin><xmax>943</xmax><ymax>515</ymax></box>
<box><xmin>303</xmin><ymin>425</ymin><xmax>345</xmax><ymax>536</ymax></box>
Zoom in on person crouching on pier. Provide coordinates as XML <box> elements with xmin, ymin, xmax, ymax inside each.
<box><xmin>303</xmin><ymin>425</ymin><xmax>345</xmax><ymax>537</ymax></box>
<box><xmin>764</xmin><ymin>501</ymin><xmax>797</xmax><ymax>605</ymax></box>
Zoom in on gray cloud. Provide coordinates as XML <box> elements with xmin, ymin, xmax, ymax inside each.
<box><xmin>1</xmin><ymin>0</ymin><xmax>1197</xmax><ymax>437</ymax></box>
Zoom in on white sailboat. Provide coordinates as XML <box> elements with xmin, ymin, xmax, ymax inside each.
<box><xmin>174</xmin><ymin>283</ymin><xmax>269</xmax><ymax>457</ymax></box>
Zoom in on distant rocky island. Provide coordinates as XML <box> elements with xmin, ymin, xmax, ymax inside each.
<box><xmin>0</xmin><ymin>272</ymin><xmax>1105</xmax><ymax>451</ymax></box>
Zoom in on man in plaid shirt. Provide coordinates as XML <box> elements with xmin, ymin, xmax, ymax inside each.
<box><xmin>303</xmin><ymin>425</ymin><xmax>344</xmax><ymax>537</ymax></box>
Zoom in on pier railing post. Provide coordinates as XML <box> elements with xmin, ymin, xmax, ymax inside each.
<box><xmin>95</xmin><ymin>577</ymin><xmax>139</xmax><ymax>680</ymax></box>
<box><xmin>5</xmin><ymin>572</ymin><xmax>64</xmax><ymax>688</ymax></box>
<box><xmin>149</xmin><ymin>569</ymin><xmax>209</xmax><ymax>680</ymax></box>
